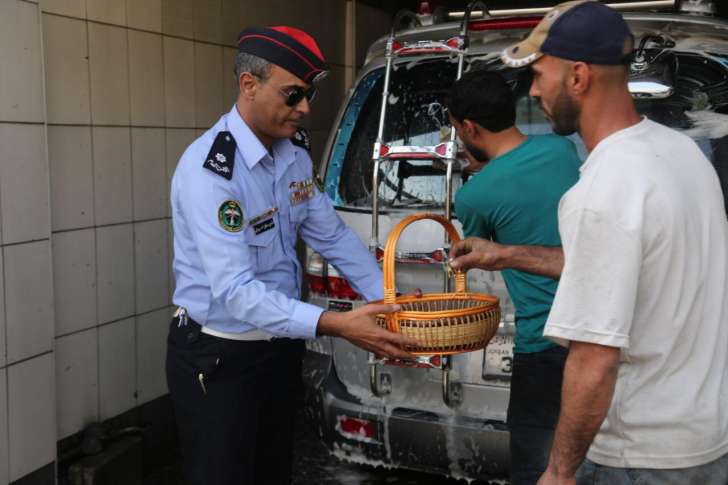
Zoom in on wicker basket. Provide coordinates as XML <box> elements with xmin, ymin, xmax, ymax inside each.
<box><xmin>375</xmin><ymin>213</ymin><xmax>501</xmax><ymax>355</ymax></box>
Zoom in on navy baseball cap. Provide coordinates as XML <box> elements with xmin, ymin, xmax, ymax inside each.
<box><xmin>502</xmin><ymin>0</ymin><xmax>634</xmax><ymax>68</ymax></box>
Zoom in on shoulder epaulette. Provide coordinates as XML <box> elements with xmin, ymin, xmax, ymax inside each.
<box><xmin>203</xmin><ymin>131</ymin><xmax>236</xmax><ymax>180</ymax></box>
<box><xmin>291</xmin><ymin>127</ymin><xmax>311</xmax><ymax>153</ymax></box>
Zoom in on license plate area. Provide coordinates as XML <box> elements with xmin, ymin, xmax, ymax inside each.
<box><xmin>482</xmin><ymin>334</ymin><xmax>514</xmax><ymax>383</ymax></box>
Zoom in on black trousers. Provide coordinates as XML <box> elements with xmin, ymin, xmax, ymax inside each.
<box><xmin>506</xmin><ymin>346</ymin><xmax>568</xmax><ymax>485</ymax></box>
<box><xmin>166</xmin><ymin>318</ymin><xmax>305</xmax><ymax>485</ymax></box>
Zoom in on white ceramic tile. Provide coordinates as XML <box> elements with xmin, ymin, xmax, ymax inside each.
<box><xmin>48</xmin><ymin>126</ymin><xmax>94</xmax><ymax>231</ymax></box>
<box><xmin>88</xmin><ymin>23</ymin><xmax>130</xmax><ymax>125</ymax></box>
<box><xmin>99</xmin><ymin>318</ymin><xmax>136</xmax><ymax>419</ymax></box>
<box><xmin>8</xmin><ymin>354</ymin><xmax>55</xmax><ymax>482</ymax></box>
<box><xmin>0</xmin><ymin>1</ymin><xmax>44</xmax><ymax>123</ymax></box>
<box><xmin>194</xmin><ymin>43</ymin><xmax>223</xmax><ymax>129</ymax></box>
<box><xmin>136</xmin><ymin>308</ymin><xmax>169</xmax><ymax>403</ymax></box>
<box><xmin>43</xmin><ymin>14</ymin><xmax>91</xmax><ymax>124</ymax></box>
<box><xmin>0</xmin><ymin>124</ymin><xmax>50</xmax><ymax>245</ymax></box>
<box><xmin>163</xmin><ymin>37</ymin><xmax>195</xmax><ymax>128</ymax></box>
<box><xmin>40</xmin><ymin>0</ymin><xmax>85</xmax><ymax>18</ymax></box>
<box><xmin>96</xmin><ymin>224</ymin><xmax>134</xmax><ymax>324</ymax></box>
<box><xmin>0</xmin><ymin>253</ymin><xmax>5</xmax><ymax>369</ymax></box>
<box><xmin>128</xmin><ymin>30</ymin><xmax>164</xmax><ymax>127</ymax></box>
<box><xmin>4</xmin><ymin>241</ymin><xmax>54</xmax><ymax>364</ymax></box>
<box><xmin>56</xmin><ymin>329</ymin><xmax>98</xmax><ymax>438</ymax></box>
<box><xmin>131</xmin><ymin>128</ymin><xmax>166</xmax><ymax>220</ymax></box>
<box><xmin>161</xmin><ymin>0</ymin><xmax>193</xmax><ymax>38</ymax></box>
<box><xmin>126</xmin><ymin>0</ymin><xmax>161</xmax><ymax>32</ymax></box>
<box><xmin>93</xmin><ymin>127</ymin><xmax>133</xmax><ymax>226</ymax></box>
<box><xmin>0</xmin><ymin>368</ymin><xmax>8</xmax><ymax>485</ymax></box>
<box><xmin>134</xmin><ymin>220</ymin><xmax>168</xmax><ymax>313</ymax></box>
<box><xmin>193</xmin><ymin>0</ymin><xmax>222</xmax><ymax>44</ymax></box>
<box><xmin>221</xmin><ymin>47</ymin><xmax>238</xmax><ymax>109</ymax></box>
<box><xmin>53</xmin><ymin>229</ymin><xmax>96</xmax><ymax>336</ymax></box>
<box><xmin>86</xmin><ymin>0</ymin><xmax>126</xmax><ymax>26</ymax></box>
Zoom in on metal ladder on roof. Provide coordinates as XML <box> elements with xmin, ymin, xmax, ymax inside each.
<box><xmin>367</xmin><ymin>1</ymin><xmax>488</xmax><ymax>408</ymax></box>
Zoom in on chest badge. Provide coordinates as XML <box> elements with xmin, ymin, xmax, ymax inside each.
<box><xmin>289</xmin><ymin>179</ymin><xmax>315</xmax><ymax>205</ymax></box>
<box><xmin>218</xmin><ymin>200</ymin><xmax>243</xmax><ymax>232</ymax></box>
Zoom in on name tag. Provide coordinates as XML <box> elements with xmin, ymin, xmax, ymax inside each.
<box><xmin>289</xmin><ymin>179</ymin><xmax>314</xmax><ymax>205</ymax></box>
<box><xmin>253</xmin><ymin>218</ymin><xmax>275</xmax><ymax>235</ymax></box>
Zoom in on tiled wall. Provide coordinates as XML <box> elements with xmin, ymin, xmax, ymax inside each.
<box><xmin>0</xmin><ymin>0</ymin><xmax>357</xmax><ymax>482</ymax></box>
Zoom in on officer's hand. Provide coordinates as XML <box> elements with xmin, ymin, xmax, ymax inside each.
<box><xmin>317</xmin><ymin>304</ymin><xmax>419</xmax><ymax>360</ymax></box>
<box><xmin>449</xmin><ymin>237</ymin><xmax>505</xmax><ymax>272</ymax></box>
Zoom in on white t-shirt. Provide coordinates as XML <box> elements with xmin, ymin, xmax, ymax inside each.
<box><xmin>544</xmin><ymin>118</ymin><xmax>728</xmax><ymax>469</ymax></box>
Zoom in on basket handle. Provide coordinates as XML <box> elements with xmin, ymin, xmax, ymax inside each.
<box><xmin>383</xmin><ymin>213</ymin><xmax>466</xmax><ymax>304</ymax></box>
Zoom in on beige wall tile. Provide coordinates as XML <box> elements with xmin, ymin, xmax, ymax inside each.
<box><xmin>131</xmin><ymin>128</ymin><xmax>166</xmax><ymax>220</ymax></box>
<box><xmin>194</xmin><ymin>0</ymin><xmax>222</xmax><ymax>44</ymax></box>
<box><xmin>221</xmin><ymin>0</ymin><xmax>241</xmax><ymax>47</ymax></box>
<box><xmin>56</xmin><ymin>329</ymin><xmax>98</xmax><ymax>439</ymax></box>
<box><xmin>93</xmin><ymin>127</ymin><xmax>132</xmax><ymax>225</ymax></box>
<box><xmin>53</xmin><ymin>229</ymin><xmax>97</xmax><ymax>336</ymax></box>
<box><xmin>127</xmin><ymin>0</ymin><xmax>161</xmax><ymax>32</ymax></box>
<box><xmin>0</xmin><ymin>254</ymin><xmax>4</xmax><ymax>369</ymax></box>
<box><xmin>0</xmin><ymin>124</ymin><xmax>50</xmax><ymax>245</ymax></box>
<box><xmin>49</xmin><ymin>126</ymin><xmax>94</xmax><ymax>231</ymax></box>
<box><xmin>88</xmin><ymin>23</ymin><xmax>130</xmax><ymax>125</ymax></box>
<box><xmin>43</xmin><ymin>14</ymin><xmax>91</xmax><ymax>124</ymax></box>
<box><xmin>136</xmin><ymin>308</ymin><xmax>169</xmax><ymax>403</ymax></box>
<box><xmin>161</xmin><ymin>0</ymin><xmax>193</xmax><ymax>38</ymax></box>
<box><xmin>4</xmin><ymin>241</ymin><xmax>54</xmax><ymax>364</ymax></box>
<box><xmin>0</xmin><ymin>368</ymin><xmax>7</xmax><ymax>485</ymax></box>
<box><xmin>134</xmin><ymin>220</ymin><xmax>168</xmax><ymax>313</ymax></box>
<box><xmin>87</xmin><ymin>0</ymin><xmax>126</xmax><ymax>26</ymax></box>
<box><xmin>129</xmin><ymin>30</ymin><xmax>164</xmax><ymax>127</ymax></box>
<box><xmin>99</xmin><ymin>318</ymin><xmax>136</xmax><ymax>419</ymax></box>
<box><xmin>194</xmin><ymin>42</ymin><xmax>223</xmax><ymax>129</ymax></box>
<box><xmin>40</xmin><ymin>0</ymin><xmax>85</xmax><ymax>18</ymax></box>
<box><xmin>164</xmin><ymin>37</ymin><xmax>195</xmax><ymax>128</ymax></box>
<box><xmin>0</xmin><ymin>1</ymin><xmax>44</xmax><ymax>123</ymax></box>
<box><xmin>96</xmin><ymin>224</ymin><xmax>134</xmax><ymax>324</ymax></box>
<box><xmin>8</xmin><ymin>354</ymin><xmax>55</xmax><ymax>482</ymax></box>
<box><xmin>356</xmin><ymin>3</ymin><xmax>389</xmax><ymax>68</ymax></box>
<box><xmin>222</xmin><ymin>47</ymin><xmax>238</xmax><ymax>109</ymax></box>
<box><xmin>316</xmin><ymin>0</ymin><xmax>346</xmax><ymax>67</ymax></box>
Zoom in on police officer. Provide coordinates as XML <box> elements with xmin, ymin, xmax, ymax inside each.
<box><xmin>166</xmin><ymin>26</ymin><xmax>417</xmax><ymax>485</ymax></box>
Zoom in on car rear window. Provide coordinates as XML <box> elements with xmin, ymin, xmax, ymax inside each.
<box><xmin>324</xmin><ymin>52</ymin><xmax>728</xmax><ymax>217</ymax></box>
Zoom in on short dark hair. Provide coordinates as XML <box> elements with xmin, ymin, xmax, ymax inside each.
<box><xmin>446</xmin><ymin>70</ymin><xmax>516</xmax><ymax>133</ymax></box>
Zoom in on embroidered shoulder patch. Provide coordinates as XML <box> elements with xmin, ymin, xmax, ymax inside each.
<box><xmin>203</xmin><ymin>131</ymin><xmax>236</xmax><ymax>180</ymax></box>
<box><xmin>291</xmin><ymin>127</ymin><xmax>311</xmax><ymax>152</ymax></box>
<box><xmin>218</xmin><ymin>200</ymin><xmax>243</xmax><ymax>232</ymax></box>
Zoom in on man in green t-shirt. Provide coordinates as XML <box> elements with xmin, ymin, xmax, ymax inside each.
<box><xmin>447</xmin><ymin>70</ymin><xmax>581</xmax><ymax>485</ymax></box>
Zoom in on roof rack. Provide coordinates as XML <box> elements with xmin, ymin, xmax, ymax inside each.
<box><xmin>448</xmin><ymin>0</ymin><xmax>677</xmax><ymax>19</ymax></box>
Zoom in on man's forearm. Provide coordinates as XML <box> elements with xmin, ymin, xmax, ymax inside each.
<box><xmin>547</xmin><ymin>342</ymin><xmax>620</xmax><ymax>478</ymax></box>
<box><xmin>501</xmin><ymin>245</ymin><xmax>563</xmax><ymax>279</ymax></box>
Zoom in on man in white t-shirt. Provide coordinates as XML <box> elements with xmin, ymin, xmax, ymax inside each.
<box><xmin>449</xmin><ymin>2</ymin><xmax>728</xmax><ymax>484</ymax></box>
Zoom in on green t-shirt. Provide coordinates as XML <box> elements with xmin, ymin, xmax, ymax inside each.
<box><xmin>455</xmin><ymin>135</ymin><xmax>581</xmax><ymax>353</ymax></box>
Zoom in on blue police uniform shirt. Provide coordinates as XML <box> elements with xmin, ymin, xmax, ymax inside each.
<box><xmin>171</xmin><ymin>105</ymin><xmax>383</xmax><ymax>339</ymax></box>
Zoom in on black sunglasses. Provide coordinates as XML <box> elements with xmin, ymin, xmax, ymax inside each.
<box><xmin>279</xmin><ymin>85</ymin><xmax>317</xmax><ymax>107</ymax></box>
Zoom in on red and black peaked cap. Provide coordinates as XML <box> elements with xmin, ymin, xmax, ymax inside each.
<box><xmin>237</xmin><ymin>26</ymin><xmax>329</xmax><ymax>84</ymax></box>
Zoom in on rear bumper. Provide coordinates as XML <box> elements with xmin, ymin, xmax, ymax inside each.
<box><xmin>302</xmin><ymin>350</ymin><xmax>510</xmax><ymax>481</ymax></box>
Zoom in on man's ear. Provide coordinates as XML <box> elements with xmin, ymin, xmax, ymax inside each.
<box><xmin>570</xmin><ymin>61</ymin><xmax>591</xmax><ymax>96</ymax></box>
<box><xmin>462</xmin><ymin>119</ymin><xmax>478</xmax><ymax>138</ymax></box>
<box><xmin>239</xmin><ymin>72</ymin><xmax>258</xmax><ymax>100</ymax></box>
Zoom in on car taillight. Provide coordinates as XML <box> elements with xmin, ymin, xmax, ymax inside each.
<box><xmin>468</xmin><ymin>16</ymin><xmax>542</xmax><ymax>31</ymax></box>
<box><xmin>336</xmin><ymin>416</ymin><xmax>376</xmax><ymax>441</ymax></box>
<box><xmin>305</xmin><ymin>252</ymin><xmax>360</xmax><ymax>300</ymax></box>
<box><xmin>326</xmin><ymin>275</ymin><xmax>359</xmax><ymax>300</ymax></box>
<box><xmin>307</xmin><ymin>274</ymin><xmax>327</xmax><ymax>295</ymax></box>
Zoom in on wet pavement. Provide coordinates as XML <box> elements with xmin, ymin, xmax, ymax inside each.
<box><xmin>291</xmin><ymin>408</ymin><xmax>507</xmax><ymax>485</ymax></box>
